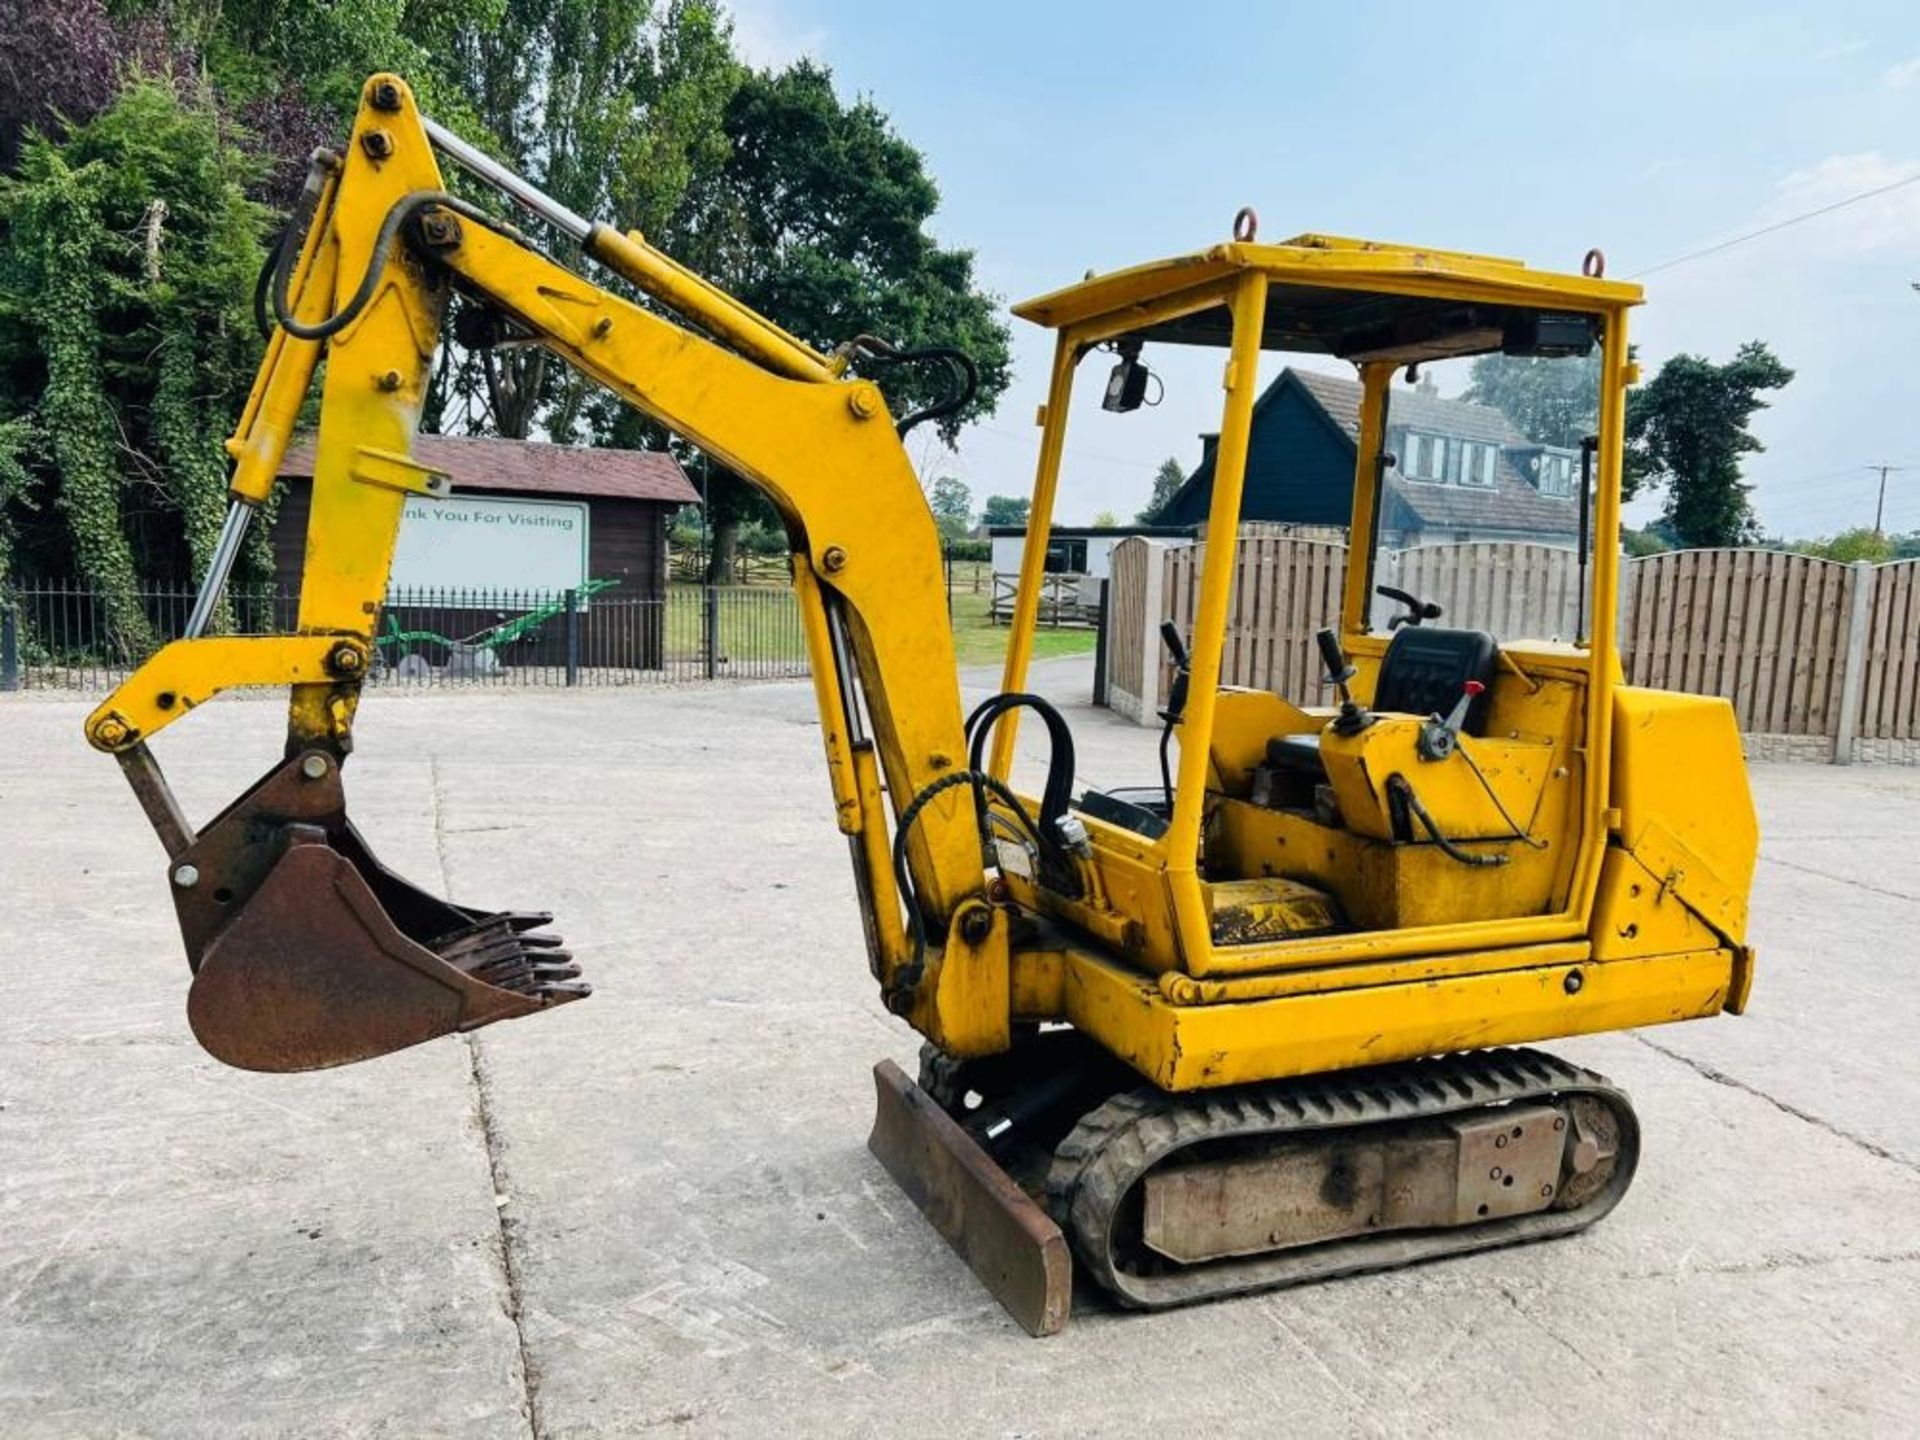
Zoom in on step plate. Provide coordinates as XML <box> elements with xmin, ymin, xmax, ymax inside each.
<box><xmin>866</xmin><ymin>1059</ymin><xmax>1072</xmax><ymax>1337</ymax></box>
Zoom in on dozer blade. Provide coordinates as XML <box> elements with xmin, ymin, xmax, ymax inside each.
<box><xmin>867</xmin><ymin>1059</ymin><xmax>1072</xmax><ymax>1337</ymax></box>
<box><xmin>166</xmin><ymin>749</ymin><xmax>587</xmax><ymax>1072</ymax></box>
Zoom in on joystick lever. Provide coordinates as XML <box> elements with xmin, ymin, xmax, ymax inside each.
<box><xmin>1316</xmin><ymin>628</ymin><xmax>1374</xmax><ymax>736</ymax></box>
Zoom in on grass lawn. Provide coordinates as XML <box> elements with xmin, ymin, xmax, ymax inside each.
<box><xmin>663</xmin><ymin>582</ymin><xmax>807</xmax><ymax>662</ymax></box>
<box><xmin>948</xmin><ymin>590</ymin><xmax>1099</xmax><ymax>668</ymax></box>
<box><xmin>659</xmin><ymin>579</ymin><xmax>1099</xmax><ymax>670</ymax></box>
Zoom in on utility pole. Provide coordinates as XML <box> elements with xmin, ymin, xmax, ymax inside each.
<box><xmin>1868</xmin><ymin>464</ymin><xmax>1908</xmax><ymax>536</ymax></box>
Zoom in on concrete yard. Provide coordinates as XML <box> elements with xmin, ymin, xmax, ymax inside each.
<box><xmin>3</xmin><ymin>664</ymin><xmax>1917</xmax><ymax>1437</ymax></box>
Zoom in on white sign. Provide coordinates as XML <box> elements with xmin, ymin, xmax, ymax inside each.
<box><xmin>388</xmin><ymin>493</ymin><xmax>590</xmax><ymax>594</ymax></box>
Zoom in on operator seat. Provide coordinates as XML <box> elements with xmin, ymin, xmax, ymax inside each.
<box><xmin>1372</xmin><ymin>625</ymin><xmax>1498</xmax><ymax>731</ymax></box>
<box><xmin>1269</xmin><ymin>625</ymin><xmax>1499</xmax><ymax>776</ymax></box>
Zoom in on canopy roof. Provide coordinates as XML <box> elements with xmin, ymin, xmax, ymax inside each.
<box><xmin>1012</xmin><ymin>233</ymin><xmax>1641</xmax><ymax>362</ymax></box>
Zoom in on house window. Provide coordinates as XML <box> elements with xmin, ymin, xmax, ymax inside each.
<box><xmin>1044</xmin><ymin>537</ymin><xmax>1089</xmax><ymax>574</ymax></box>
<box><xmin>1459</xmin><ymin>441</ymin><xmax>1497</xmax><ymax>489</ymax></box>
<box><xmin>1536</xmin><ymin>451</ymin><xmax>1577</xmax><ymax>498</ymax></box>
<box><xmin>1401</xmin><ymin>431</ymin><xmax>1447</xmax><ymax>482</ymax></box>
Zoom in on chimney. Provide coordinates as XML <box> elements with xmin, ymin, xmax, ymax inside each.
<box><xmin>1416</xmin><ymin>373</ymin><xmax>1438</xmax><ymax>398</ymax></box>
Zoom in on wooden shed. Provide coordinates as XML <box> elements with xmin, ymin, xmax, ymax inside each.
<box><xmin>273</xmin><ymin>434</ymin><xmax>700</xmax><ymax>597</ymax></box>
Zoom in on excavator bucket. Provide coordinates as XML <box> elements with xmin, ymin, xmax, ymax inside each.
<box><xmin>164</xmin><ymin>749</ymin><xmax>587</xmax><ymax>1071</ymax></box>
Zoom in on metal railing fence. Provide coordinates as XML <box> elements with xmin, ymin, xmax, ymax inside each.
<box><xmin>0</xmin><ymin>580</ymin><xmax>810</xmax><ymax>691</ymax></box>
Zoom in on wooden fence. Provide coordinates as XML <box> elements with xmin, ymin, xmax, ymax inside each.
<box><xmin>988</xmin><ymin>571</ymin><xmax>1100</xmax><ymax>627</ymax></box>
<box><xmin>1860</xmin><ymin>559</ymin><xmax>1920</xmax><ymax>742</ymax></box>
<box><xmin>1101</xmin><ymin>530</ymin><xmax>1920</xmax><ymax>762</ymax></box>
<box><xmin>1167</xmin><ymin>533</ymin><xmax>1347</xmax><ymax>705</ymax></box>
<box><xmin>1620</xmin><ymin>548</ymin><xmax>1854</xmax><ymax>740</ymax></box>
<box><xmin>1383</xmin><ymin>542</ymin><xmax>1588</xmax><ymax>642</ymax></box>
<box><xmin>1105</xmin><ymin>538</ymin><xmax>1151</xmax><ymax>711</ymax></box>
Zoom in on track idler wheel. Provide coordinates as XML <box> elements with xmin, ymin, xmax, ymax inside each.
<box><xmin>167</xmin><ymin>750</ymin><xmax>587</xmax><ymax>1071</ymax></box>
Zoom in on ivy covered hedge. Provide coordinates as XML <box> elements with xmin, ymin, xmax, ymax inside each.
<box><xmin>0</xmin><ymin>81</ymin><xmax>268</xmax><ymax>646</ymax></box>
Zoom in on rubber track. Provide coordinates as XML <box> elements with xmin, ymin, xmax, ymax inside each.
<box><xmin>1044</xmin><ymin>1046</ymin><xmax>1639</xmax><ymax>1310</ymax></box>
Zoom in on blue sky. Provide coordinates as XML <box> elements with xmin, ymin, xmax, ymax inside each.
<box><xmin>726</xmin><ymin>1</ymin><xmax>1920</xmax><ymax>537</ymax></box>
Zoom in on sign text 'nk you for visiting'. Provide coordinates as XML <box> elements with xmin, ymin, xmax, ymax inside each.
<box><xmin>388</xmin><ymin>493</ymin><xmax>591</xmax><ymax>595</ymax></box>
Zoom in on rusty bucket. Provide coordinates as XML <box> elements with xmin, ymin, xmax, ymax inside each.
<box><xmin>161</xmin><ymin>749</ymin><xmax>587</xmax><ymax>1071</ymax></box>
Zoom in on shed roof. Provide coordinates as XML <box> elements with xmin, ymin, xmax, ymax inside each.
<box><xmin>282</xmin><ymin>434</ymin><xmax>701</xmax><ymax>505</ymax></box>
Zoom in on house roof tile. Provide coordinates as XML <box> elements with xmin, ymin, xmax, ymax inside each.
<box><xmin>1288</xmin><ymin>369</ymin><xmax>1576</xmax><ymax>537</ymax></box>
<box><xmin>281</xmin><ymin>434</ymin><xmax>701</xmax><ymax>505</ymax></box>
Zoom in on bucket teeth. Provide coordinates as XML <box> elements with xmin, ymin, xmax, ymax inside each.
<box><xmin>433</xmin><ymin>913</ymin><xmax>589</xmax><ymax>1002</ymax></box>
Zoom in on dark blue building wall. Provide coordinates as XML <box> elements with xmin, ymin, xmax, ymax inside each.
<box><xmin>1158</xmin><ymin>372</ymin><xmax>1357</xmax><ymax>528</ymax></box>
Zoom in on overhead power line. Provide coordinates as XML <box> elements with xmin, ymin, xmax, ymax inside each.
<box><xmin>1629</xmin><ymin>169</ymin><xmax>1920</xmax><ymax>279</ymax></box>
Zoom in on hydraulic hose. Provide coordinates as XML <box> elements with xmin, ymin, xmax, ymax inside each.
<box><xmin>262</xmin><ymin>157</ymin><xmax>538</xmax><ymax>344</ymax></box>
<box><xmin>963</xmin><ymin>692</ymin><xmax>1081</xmax><ymax>892</ymax></box>
<box><xmin>269</xmin><ymin>189</ymin><xmax>509</xmax><ymax>341</ymax></box>
<box><xmin>885</xmin><ymin>767</ymin><xmax>1046</xmax><ymax>1014</ymax></box>
<box><xmin>1386</xmin><ymin>774</ymin><xmax>1508</xmax><ymax>868</ymax></box>
<box><xmin>843</xmin><ymin>334</ymin><xmax>980</xmax><ymax>437</ymax></box>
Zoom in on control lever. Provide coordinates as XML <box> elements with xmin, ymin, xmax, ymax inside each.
<box><xmin>1417</xmin><ymin>679</ymin><xmax>1485</xmax><ymax>761</ymax></box>
<box><xmin>1158</xmin><ymin>620</ymin><xmax>1191</xmax><ymax>722</ymax></box>
<box><xmin>1316</xmin><ymin>628</ymin><xmax>1374</xmax><ymax>736</ymax></box>
<box><xmin>1157</xmin><ymin>622</ymin><xmax>1192</xmax><ymax>811</ymax></box>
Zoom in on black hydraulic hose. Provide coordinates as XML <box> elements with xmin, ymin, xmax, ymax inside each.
<box><xmin>252</xmin><ymin>224</ymin><xmax>288</xmax><ymax>340</ymax></box>
<box><xmin>268</xmin><ymin>182</ymin><xmax>533</xmax><ymax>343</ymax></box>
<box><xmin>895</xmin><ymin>347</ymin><xmax>978</xmax><ymax>436</ymax></box>
<box><xmin>255</xmin><ymin>149</ymin><xmax>335</xmax><ymax>340</ymax></box>
<box><xmin>964</xmin><ymin>692</ymin><xmax>1077</xmax><ymax>834</ymax></box>
<box><xmin>1156</xmin><ymin>622</ymin><xmax>1190</xmax><ymax>813</ymax></box>
<box><xmin>963</xmin><ymin>696</ymin><xmax>1082</xmax><ymax>898</ymax></box>
<box><xmin>1387</xmin><ymin>774</ymin><xmax>1508</xmax><ymax>867</ymax></box>
<box><xmin>1158</xmin><ymin>723</ymin><xmax>1177</xmax><ymax>815</ymax></box>
<box><xmin>885</xmin><ymin>767</ymin><xmax>1045</xmax><ymax>1013</ymax></box>
<box><xmin>845</xmin><ymin>334</ymin><xmax>980</xmax><ymax>437</ymax></box>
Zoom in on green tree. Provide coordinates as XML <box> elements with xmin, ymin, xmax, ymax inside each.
<box><xmin>0</xmin><ymin>5</ymin><xmax>1010</xmax><ymax>600</ymax></box>
<box><xmin>638</xmin><ymin>60</ymin><xmax>1013</xmax><ymax>579</ymax></box>
<box><xmin>926</xmin><ymin>475</ymin><xmax>972</xmax><ymax>538</ymax></box>
<box><xmin>981</xmin><ymin>494</ymin><xmax>1030</xmax><ymax>527</ymax></box>
<box><xmin>1786</xmin><ymin>527</ymin><xmax>1895</xmax><ymax>564</ymax></box>
<box><xmin>1624</xmin><ymin>342</ymin><xmax>1793</xmax><ymax>548</ymax></box>
<box><xmin>422</xmin><ymin>0</ymin><xmax>741</xmax><ymax>439</ymax></box>
<box><xmin>1620</xmin><ymin>525</ymin><xmax>1670</xmax><ymax>558</ymax></box>
<box><xmin>1090</xmin><ymin>509</ymin><xmax>1118</xmax><ymax>527</ymax></box>
<box><xmin>1463</xmin><ymin>352</ymin><xmax>1601</xmax><ymax>448</ymax></box>
<box><xmin>1138</xmin><ymin>456</ymin><xmax>1184</xmax><ymax>522</ymax></box>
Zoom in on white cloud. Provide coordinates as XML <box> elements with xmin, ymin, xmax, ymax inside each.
<box><xmin>1813</xmin><ymin>38</ymin><xmax>1867</xmax><ymax>61</ymax></box>
<box><xmin>1761</xmin><ymin>151</ymin><xmax>1920</xmax><ymax>254</ymax></box>
<box><xmin>1883</xmin><ymin>55</ymin><xmax>1920</xmax><ymax>88</ymax></box>
<box><xmin>724</xmin><ymin>1</ymin><xmax>825</xmax><ymax>69</ymax></box>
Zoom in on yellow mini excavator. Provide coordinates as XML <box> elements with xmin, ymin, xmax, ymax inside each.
<box><xmin>86</xmin><ymin>76</ymin><xmax>1759</xmax><ymax>1335</ymax></box>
